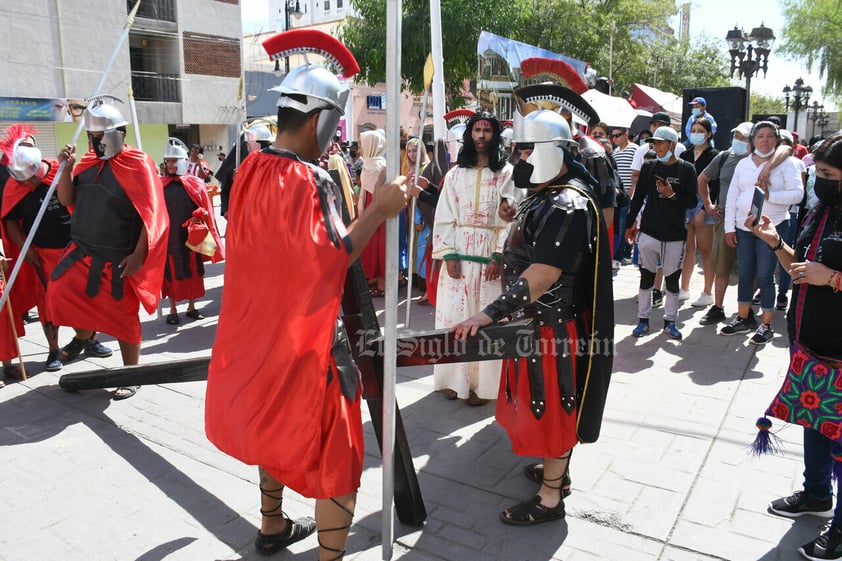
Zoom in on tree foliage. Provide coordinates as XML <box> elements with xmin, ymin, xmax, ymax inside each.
<box><xmin>779</xmin><ymin>0</ymin><xmax>842</xmax><ymax>99</ymax></box>
<box><xmin>339</xmin><ymin>0</ymin><xmax>730</xmax><ymax>104</ymax></box>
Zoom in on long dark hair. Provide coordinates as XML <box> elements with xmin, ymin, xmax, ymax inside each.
<box><xmin>813</xmin><ymin>132</ymin><xmax>842</xmax><ymax>170</ymax></box>
<box><xmin>457</xmin><ymin>111</ymin><xmax>507</xmax><ymax>171</ymax></box>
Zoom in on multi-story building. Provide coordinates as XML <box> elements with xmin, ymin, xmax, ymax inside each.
<box><xmin>0</xmin><ymin>0</ymin><xmax>243</xmax><ymax>162</ymax></box>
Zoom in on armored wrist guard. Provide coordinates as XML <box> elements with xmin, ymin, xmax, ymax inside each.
<box><xmin>482</xmin><ymin>278</ymin><xmax>531</xmax><ymax>323</ymax></box>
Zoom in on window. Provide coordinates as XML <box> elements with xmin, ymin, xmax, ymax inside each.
<box><xmin>324</xmin><ymin>0</ymin><xmax>330</xmax><ymax>11</ymax></box>
<box><xmin>366</xmin><ymin>94</ymin><xmax>385</xmax><ymax>110</ymax></box>
<box><xmin>337</xmin><ymin>0</ymin><xmax>343</xmax><ymax>7</ymax></box>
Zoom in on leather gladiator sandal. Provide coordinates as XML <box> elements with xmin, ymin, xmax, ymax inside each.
<box><xmin>254</xmin><ymin>484</ymin><xmax>316</xmax><ymax>556</ymax></box>
<box><xmin>522</xmin><ymin>449</ymin><xmax>573</xmax><ymax>497</ymax></box>
<box><xmin>318</xmin><ymin>497</ymin><xmax>355</xmax><ymax>561</ymax></box>
<box><xmin>501</xmin><ymin>453</ymin><xmax>570</xmax><ymax>526</ymax></box>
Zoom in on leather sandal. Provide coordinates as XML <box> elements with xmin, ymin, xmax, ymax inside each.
<box><xmin>500</xmin><ymin>494</ymin><xmax>565</xmax><ymax>526</ymax></box>
<box><xmin>185</xmin><ymin>309</ymin><xmax>204</xmax><ymax>320</ymax></box>
<box><xmin>166</xmin><ymin>313</ymin><xmax>180</xmax><ymax>325</ymax></box>
<box><xmin>254</xmin><ymin>484</ymin><xmax>317</xmax><ymax>555</ymax></box>
<box><xmin>467</xmin><ymin>391</ymin><xmax>489</xmax><ymax>406</ymax></box>
<box><xmin>255</xmin><ymin>516</ymin><xmax>317</xmax><ymax>556</ymax></box>
<box><xmin>113</xmin><ymin>386</ymin><xmax>140</xmax><ymax>400</ymax></box>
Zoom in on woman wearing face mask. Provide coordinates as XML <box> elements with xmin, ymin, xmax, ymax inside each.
<box><xmin>679</xmin><ymin>117</ymin><xmax>719</xmax><ymax>306</ymax></box>
<box><xmin>722</xmin><ymin>122</ymin><xmax>803</xmax><ymax>345</ymax></box>
<box><xmin>751</xmin><ymin>131</ymin><xmax>842</xmax><ymax>561</ymax></box>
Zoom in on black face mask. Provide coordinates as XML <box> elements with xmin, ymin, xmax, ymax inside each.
<box><xmin>89</xmin><ymin>134</ymin><xmax>106</xmax><ymax>158</ymax></box>
<box><xmin>513</xmin><ymin>160</ymin><xmax>541</xmax><ymax>190</ymax></box>
<box><xmin>814</xmin><ymin>176</ymin><xmax>842</xmax><ymax>207</ymax></box>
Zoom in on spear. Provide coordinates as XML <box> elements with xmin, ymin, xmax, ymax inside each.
<box><xmin>0</xmin><ymin>0</ymin><xmax>144</xmax><ymax>312</ymax></box>
<box><xmin>404</xmin><ymin>54</ymin><xmax>434</xmax><ymax>327</ymax></box>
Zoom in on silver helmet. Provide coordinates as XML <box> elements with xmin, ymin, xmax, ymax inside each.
<box><xmin>446</xmin><ymin>124</ymin><xmax>466</xmax><ymax>163</ymax></box>
<box><xmin>163</xmin><ymin>138</ymin><xmax>189</xmax><ymax>175</ymax></box>
<box><xmin>244</xmin><ymin>123</ymin><xmax>275</xmax><ymax>143</ymax></box>
<box><xmin>270</xmin><ymin>64</ymin><xmax>349</xmax><ymax>155</ymax></box>
<box><xmin>7</xmin><ymin>141</ymin><xmax>42</xmax><ymax>181</ymax></box>
<box><xmin>83</xmin><ymin>98</ymin><xmax>128</xmax><ymax>160</ymax></box>
<box><xmin>512</xmin><ymin>109</ymin><xmax>575</xmax><ymax>185</ymax></box>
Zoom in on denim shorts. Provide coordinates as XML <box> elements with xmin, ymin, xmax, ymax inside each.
<box><xmin>685</xmin><ymin>197</ymin><xmax>718</xmax><ymax>226</ymax></box>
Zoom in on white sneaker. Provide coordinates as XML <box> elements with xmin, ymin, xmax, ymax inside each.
<box><xmin>691</xmin><ymin>292</ymin><xmax>714</xmax><ymax>307</ymax></box>
<box><xmin>678</xmin><ymin>289</ymin><xmax>690</xmax><ymax>301</ymax></box>
<box><xmin>612</xmin><ymin>260</ymin><xmax>621</xmax><ymax>271</ymax></box>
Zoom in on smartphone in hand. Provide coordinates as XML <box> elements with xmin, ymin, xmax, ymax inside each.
<box><xmin>751</xmin><ymin>186</ymin><xmax>765</xmax><ymax>226</ymax></box>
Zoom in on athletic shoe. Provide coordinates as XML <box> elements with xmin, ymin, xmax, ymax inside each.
<box><xmin>84</xmin><ymin>338</ymin><xmax>113</xmax><ymax>358</ymax></box>
<box><xmin>612</xmin><ymin>260</ymin><xmax>621</xmax><ymax>271</ymax></box>
<box><xmin>750</xmin><ymin>322</ymin><xmax>774</xmax><ymax>345</ymax></box>
<box><xmin>663</xmin><ymin>321</ymin><xmax>682</xmax><ymax>340</ymax></box>
<box><xmin>777</xmin><ymin>293</ymin><xmax>789</xmax><ymax>311</ymax></box>
<box><xmin>752</xmin><ymin>289</ymin><xmax>761</xmax><ymax>306</ymax></box>
<box><xmin>632</xmin><ymin>321</ymin><xmax>650</xmax><ymax>337</ymax></box>
<box><xmin>720</xmin><ymin>316</ymin><xmax>752</xmax><ymax>336</ymax></box>
<box><xmin>45</xmin><ymin>350</ymin><xmax>62</xmax><ymax>372</ymax></box>
<box><xmin>799</xmin><ymin>523</ymin><xmax>842</xmax><ymax>560</ymax></box>
<box><xmin>769</xmin><ymin>490</ymin><xmax>833</xmax><ymax>518</ymax></box>
<box><xmin>652</xmin><ymin>289</ymin><xmax>664</xmax><ymax>308</ymax></box>
<box><xmin>678</xmin><ymin>289</ymin><xmax>690</xmax><ymax>301</ymax></box>
<box><xmin>621</xmin><ymin>258</ymin><xmax>633</xmax><ymax>266</ymax></box>
<box><xmin>691</xmin><ymin>292</ymin><xmax>714</xmax><ymax>307</ymax></box>
<box><xmin>699</xmin><ymin>305</ymin><xmax>726</xmax><ymax>325</ymax></box>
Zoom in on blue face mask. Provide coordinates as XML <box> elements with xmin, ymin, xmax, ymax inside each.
<box><xmin>731</xmin><ymin>138</ymin><xmax>748</xmax><ymax>156</ymax></box>
<box><xmin>690</xmin><ymin>132</ymin><xmax>706</xmax><ymax>146</ymax></box>
<box><xmin>656</xmin><ymin>150</ymin><xmax>673</xmax><ymax>162</ymax></box>
<box><xmin>691</xmin><ymin>107</ymin><xmax>702</xmax><ymax>117</ymax></box>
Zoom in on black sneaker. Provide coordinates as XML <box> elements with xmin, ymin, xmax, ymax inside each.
<box><xmin>750</xmin><ymin>322</ymin><xmax>774</xmax><ymax>345</ymax></box>
<box><xmin>699</xmin><ymin>305</ymin><xmax>726</xmax><ymax>325</ymax></box>
<box><xmin>720</xmin><ymin>316</ymin><xmax>752</xmax><ymax>336</ymax></box>
<box><xmin>799</xmin><ymin>523</ymin><xmax>842</xmax><ymax>560</ymax></box>
<box><xmin>777</xmin><ymin>293</ymin><xmax>789</xmax><ymax>311</ymax></box>
<box><xmin>768</xmin><ymin>490</ymin><xmax>833</xmax><ymax>518</ymax></box>
<box><xmin>752</xmin><ymin>289</ymin><xmax>761</xmax><ymax>306</ymax></box>
<box><xmin>652</xmin><ymin>289</ymin><xmax>664</xmax><ymax>308</ymax></box>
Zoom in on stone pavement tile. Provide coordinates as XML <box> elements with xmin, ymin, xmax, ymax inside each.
<box><xmin>670</xmin><ymin>518</ymin><xmax>787</xmax><ymax>560</ymax></box>
<box><xmin>659</xmin><ymin>545</ymin><xmax>729</xmax><ymax>560</ymax></box>
<box><xmin>680</xmin><ymin>477</ymin><xmax>739</xmax><ymax>526</ymax></box>
<box><xmin>627</xmin><ymin>486</ymin><xmax>686</xmax><ymax>540</ymax></box>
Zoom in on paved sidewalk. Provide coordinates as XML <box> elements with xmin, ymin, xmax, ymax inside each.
<box><xmin>0</xmin><ymin>256</ymin><xmax>825</xmax><ymax>561</ymax></box>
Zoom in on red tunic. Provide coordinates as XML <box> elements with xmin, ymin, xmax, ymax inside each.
<box><xmin>160</xmin><ymin>174</ymin><xmax>224</xmax><ymax>302</ymax></box>
<box><xmin>46</xmin><ymin>147</ymin><xmax>168</xmax><ymax>343</ymax></box>
<box><xmin>1</xmin><ymin>160</ymin><xmax>65</xmax><ymax>324</ymax></box>
<box><xmin>359</xmin><ymin>191</ymin><xmax>387</xmax><ymax>280</ymax></box>
<box><xmin>205</xmin><ymin>151</ymin><xmax>364</xmax><ymax>499</ymax></box>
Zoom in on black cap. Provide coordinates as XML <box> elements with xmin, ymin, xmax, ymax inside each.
<box><xmin>650</xmin><ymin>112</ymin><xmax>671</xmax><ymax>125</ymax></box>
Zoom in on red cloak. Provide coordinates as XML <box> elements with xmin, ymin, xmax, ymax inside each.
<box><xmin>161</xmin><ymin>174</ymin><xmax>224</xmax><ymax>263</ymax></box>
<box><xmin>205</xmin><ymin>152</ymin><xmax>362</xmax><ymax>498</ymax></box>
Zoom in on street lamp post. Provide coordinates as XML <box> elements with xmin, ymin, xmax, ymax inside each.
<box><xmin>725</xmin><ymin>23</ymin><xmax>775</xmax><ymax>120</ymax></box>
<box><xmin>806</xmin><ymin>100</ymin><xmax>826</xmax><ymax>139</ymax></box>
<box><xmin>276</xmin><ymin>0</ymin><xmax>304</xmax><ymax>75</ymax></box>
<box><xmin>783</xmin><ymin>78</ymin><xmax>812</xmax><ymax>134</ymax></box>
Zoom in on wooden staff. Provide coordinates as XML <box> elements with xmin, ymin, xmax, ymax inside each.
<box><xmin>0</xmin><ymin>258</ymin><xmax>26</xmax><ymax>380</ymax></box>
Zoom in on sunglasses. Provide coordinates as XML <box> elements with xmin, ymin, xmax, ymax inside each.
<box><xmin>610</xmin><ymin>132</ymin><xmax>626</xmax><ymax>138</ymax></box>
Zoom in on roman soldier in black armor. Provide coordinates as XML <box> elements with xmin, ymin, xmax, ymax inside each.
<box><xmin>452</xmin><ymin>104</ymin><xmax>614</xmax><ymax>527</ymax></box>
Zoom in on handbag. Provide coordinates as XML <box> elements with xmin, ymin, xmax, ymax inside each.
<box><xmin>756</xmin><ymin>208</ymin><xmax>842</xmax><ymax>449</ymax></box>
<box><xmin>183</xmin><ymin>208</ymin><xmax>217</xmax><ymax>257</ymax></box>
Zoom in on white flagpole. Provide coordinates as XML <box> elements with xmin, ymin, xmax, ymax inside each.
<box><xmin>383</xmin><ymin>0</ymin><xmax>401</xmax><ymax>559</ymax></box>
<box><xmin>0</xmin><ymin>0</ymin><xmax>144</xmax><ymax>312</ymax></box>
<box><xmin>429</xmin><ymin>0</ymin><xmax>446</xmax><ymax>140</ymax></box>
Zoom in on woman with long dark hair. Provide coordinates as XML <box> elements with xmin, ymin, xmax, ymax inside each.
<box><xmin>754</xmin><ymin>131</ymin><xmax>842</xmax><ymax>560</ymax></box>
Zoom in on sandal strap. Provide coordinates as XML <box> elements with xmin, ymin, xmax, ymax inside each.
<box><xmin>316</xmin><ymin>497</ymin><xmax>355</xmax><ymax>561</ymax></box>
<box><xmin>259</xmin><ymin>485</ymin><xmax>285</xmax><ymax>517</ymax></box>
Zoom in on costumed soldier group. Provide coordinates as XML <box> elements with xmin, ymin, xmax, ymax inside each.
<box><xmin>1</xmin><ymin>28</ymin><xmax>615</xmax><ymax>560</ymax></box>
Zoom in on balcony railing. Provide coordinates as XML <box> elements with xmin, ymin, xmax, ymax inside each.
<box><xmin>129</xmin><ymin>0</ymin><xmax>176</xmax><ymax>22</ymax></box>
<box><xmin>131</xmin><ymin>72</ymin><xmax>180</xmax><ymax>102</ymax></box>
